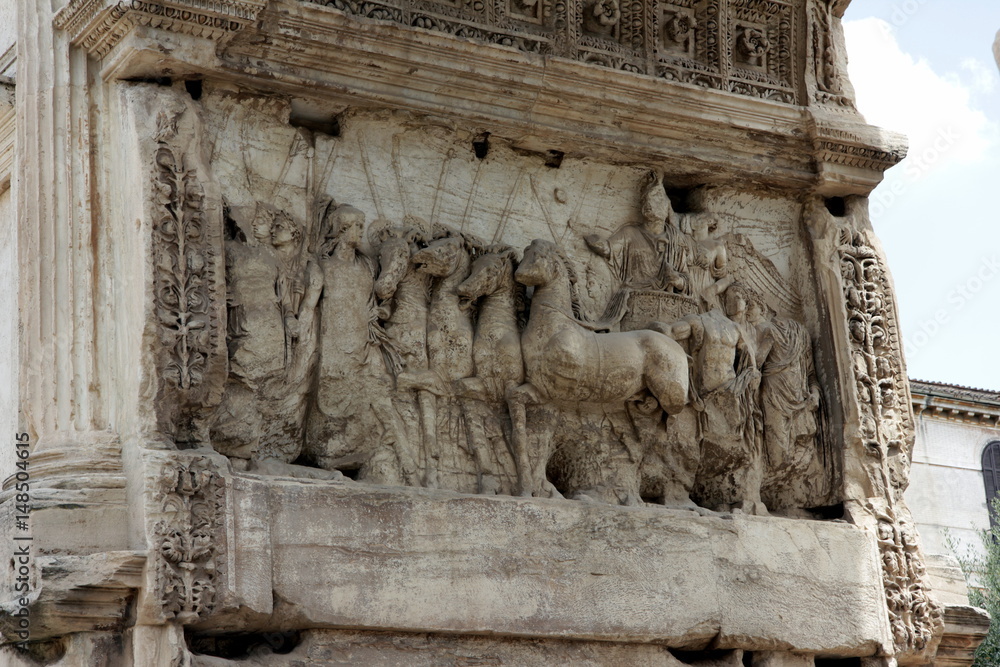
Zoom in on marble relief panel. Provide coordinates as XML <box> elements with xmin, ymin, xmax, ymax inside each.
<box><xmin>169</xmin><ymin>89</ymin><xmax>836</xmax><ymax>516</ymax></box>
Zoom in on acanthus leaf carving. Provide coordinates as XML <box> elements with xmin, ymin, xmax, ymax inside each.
<box><xmin>152</xmin><ymin>457</ymin><xmax>226</xmax><ymax>625</ymax></box>
<box><xmin>810</xmin><ymin>0</ymin><xmax>855</xmax><ymax>108</ymax></box>
<box><xmin>151</xmin><ymin>102</ymin><xmax>226</xmax><ymax>446</ymax></box>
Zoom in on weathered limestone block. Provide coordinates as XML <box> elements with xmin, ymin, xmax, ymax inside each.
<box><xmin>0</xmin><ymin>432</ymin><xmax>129</xmax><ymax>556</ymax></box>
<box><xmin>752</xmin><ymin>653</ymin><xmax>815</xmax><ymax>667</ymax></box>
<box><xmin>194</xmin><ymin>475</ymin><xmax>891</xmax><ymax>656</ymax></box>
<box><xmin>1</xmin><ymin>631</ymin><xmax>130</xmax><ymax>667</ymax></box>
<box><xmin>188</xmin><ymin>630</ymin><xmax>701</xmax><ymax>666</ymax></box>
<box><xmin>932</xmin><ymin>606</ymin><xmax>992</xmax><ymax>667</ymax></box>
<box><xmin>0</xmin><ymin>552</ymin><xmax>144</xmax><ymax>643</ymax></box>
<box><xmin>1</xmin><ymin>0</ymin><xmax>979</xmax><ymax>663</ymax></box>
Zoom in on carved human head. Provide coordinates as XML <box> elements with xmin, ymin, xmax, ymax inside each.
<box><xmin>270</xmin><ymin>211</ymin><xmax>302</xmax><ymax>248</ymax></box>
<box><xmin>687</xmin><ymin>212</ymin><xmax>717</xmax><ymax>240</ymax></box>
<box><xmin>640</xmin><ymin>170</ymin><xmax>670</xmax><ymax>233</ymax></box>
<box><xmin>250</xmin><ymin>205</ymin><xmax>277</xmax><ymax>245</ymax></box>
<box><xmin>746</xmin><ymin>298</ymin><xmax>765</xmax><ymax>324</ymax></box>
<box><xmin>723</xmin><ymin>283</ymin><xmax>749</xmax><ymax>318</ymax></box>
<box><xmin>329</xmin><ymin>205</ymin><xmax>366</xmax><ymax>246</ymax></box>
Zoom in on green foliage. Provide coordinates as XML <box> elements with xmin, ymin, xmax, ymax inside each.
<box><xmin>950</xmin><ymin>497</ymin><xmax>1000</xmax><ymax>666</ymax></box>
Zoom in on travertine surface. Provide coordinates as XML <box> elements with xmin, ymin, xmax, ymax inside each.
<box><xmin>208</xmin><ymin>474</ymin><xmax>889</xmax><ymax>653</ymax></box>
<box><xmin>0</xmin><ymin>0</ymin><xmax>975</xmax><ymax>664</ymax></box>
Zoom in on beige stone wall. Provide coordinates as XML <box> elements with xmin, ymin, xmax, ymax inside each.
<box><xmin>0</xmin><ymin>183</ymin><xmax>15</xmax><ymax>480</ymax></box>
<box><xmin>0</xmin><ymin>1</ymin><xmax>13</xmax><ymax>68</ymax></box>
<box><xmin>906</xmin><ymin>415</ymin><xmax>995</xmax><ymax>559</ymax></box>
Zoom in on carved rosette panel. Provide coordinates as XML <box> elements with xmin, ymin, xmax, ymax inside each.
<box><xmin>303</xmin><ymin>0</ymin><xmax>807</xmax><ymax>102</ymax></box>
<box><xmin>316</xmin><ymin>0</ymin><xmax>561</xmax><ymax>53</ymax></box>
<box><xmin>726</xmin><ymin>0</ymin><xmax>794</xmax><ymax>102</ymax></box>
<box><xmin>151</xmin><ymin>108</ymin><xmax>227</xmax><ymax>444</ymax></box>
<box><xmin>838</xmin><ymin>229</ymin><xmax>942</xmax><ymax>657</ymax></box>
<box><xmin>153</xmin><ymin>457</ymin><xmax>227</xmax><ymax>625</ymax></box>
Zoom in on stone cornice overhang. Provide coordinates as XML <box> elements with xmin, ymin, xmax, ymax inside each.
<box><xmin>910</xmin><ymin>379</ymin><xmax>1000</xmax><ymax>427</ymax></box>
<box><xmin>54</xmin><ymin>0</ymin><xmax>905</xmax><ymax>195</ymax></box>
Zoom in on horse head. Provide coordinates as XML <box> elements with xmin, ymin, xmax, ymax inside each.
<box><xmin>412</xmin><ymin>235</ymin><xmax>470</xmax><ymax>279</ymax></box>
<box><xmin>516</xmin><ymin>239</ymin><xmax>586</xmax><ymax>320</ymax></box>
<box><xmin>515</xmin><ymin>239</ymin><xmax>564</xmax><ymax>287</ymax></box>
<box><xmin>457</xmin><ymin>246</ymin><xmax>517</xmax><ymax>300</ymax></box>
<box><xmin>374</xmin><ymin>233</ymin><xmax>413</xmax><ymax>301</ymax></box>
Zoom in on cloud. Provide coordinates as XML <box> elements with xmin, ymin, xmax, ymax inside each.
<box><xmin>844</xmin><ymin>18</ymin><xmax>998</xmax><ymax>176</ymax></box>
<box><xmin>960</xmin><ymin>57</ymin><xmax>998</xmax><ymax>94</ymax></box>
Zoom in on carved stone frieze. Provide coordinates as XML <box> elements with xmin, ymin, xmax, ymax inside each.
<box><xmin>817</xmin><ymin>140</ymin><xmax>906</xmax><ymax>172</ymax></box>
<box><xmin>303</xmin><ymin>0</ymin><xmax>802</xmax><ymax>102</ymax></box>
<box><xmin>152</xmin><ymin>457</ymin><xmax>226</xmax><ymax>625</ymax></box>
<box><xmin>49</xmin><ymin>0</ymin><xmax>846</xmax><ymax>110</ymax></box>
<box><xmin>188</xmin><ymin>97</ymin><xmax>833</xmax><ymax>514</ymax></box>
<box><xmin>837</xmin><ymin>227</ymin><xmax>943</xmax><ymax>658</ymax></box>
<box><xmin>149</xmin><ymin>97</ymin><xmax>227</xmax><ymax>445</ymax></box>
<box><xmin>53</xmin><ymin>0</ymin><xmax>269</xmax><ymax>59</ymax></box>
<box><xmin>809</xmin><ymin>0</ymin><xmax>851</xmax><ymax>107</ymax></box>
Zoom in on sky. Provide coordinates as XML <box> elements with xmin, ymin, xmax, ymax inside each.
<box><xmin>843</xmin><ymin>1</ymin><xmax>1000</xmax><ymax>391</ymax></box>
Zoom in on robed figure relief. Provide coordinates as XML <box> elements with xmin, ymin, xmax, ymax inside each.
<box><xmin>208</xmin><ymin>168</ymin><xmax>827</xmax><ymax>515</ymax></box>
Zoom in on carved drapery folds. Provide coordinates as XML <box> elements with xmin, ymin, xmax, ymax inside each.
<box><xmin>152</xmin><ymin>457</ymin><xmax>226</xmax><ymax>625</ymax></box>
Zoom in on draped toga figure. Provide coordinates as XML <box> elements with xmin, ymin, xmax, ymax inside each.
<box><xmin>305</xmin><ymin>202</ymin><xmax>417</xmax><ymax>484</ymax></box>
<box><xmin>585</xmin><ymin>171</ymin><xmax>691</xmax><ymax>326</ymax></box>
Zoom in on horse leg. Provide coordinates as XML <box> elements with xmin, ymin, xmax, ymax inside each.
<box><xmin>645</xmin><ymin>342</ymin><xmax>689</xmax><ymax>416</ymax></box>
<box><xmin>507</xmin><ymin>384</ymin><xmax>540</xmax><ymax>497</ymax></box>
<box><xmin>461</xmin><ymin>396</ymin><xmax>500</xmax><ymax>494</ymax></box>
<box><xmin>417</xmin><ymin>389</ymin><xmax>439</xmax><ymax>488</ymax></box>
<box><xmin>371</xmin><ymin>390</ymin><xmax>420</xmax><ymax>486</ymax></box>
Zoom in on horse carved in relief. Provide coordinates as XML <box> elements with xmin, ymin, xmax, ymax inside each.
<box><xmin>456</xmin><ymin>246</ymin><xmax>526</xmax><ymax>493</ymax></box>
<box><xmin>509</xmin><ymin>239</ymin><xmax>690</xmax><ymax>496</ymax></box>
<box><xmin>396</xmin><ymin>234</ymin><xmax>475</xmax><ymax>487</ymax></box>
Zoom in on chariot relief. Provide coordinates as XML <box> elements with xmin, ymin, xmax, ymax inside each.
<box><xmin>181</xmin><ymin>102</ymin><xmax>831</xmax><ymax>515</ymax></box>
<box><xmin>17</xmin><ymin>0</ymin><xmax>947</xmax><ymax>659</ymax></box>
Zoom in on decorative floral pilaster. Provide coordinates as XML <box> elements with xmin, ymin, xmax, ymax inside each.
<box><xmin>153</xmin><ymin>457</ymin><xmax>226</xmax><ymax>624</ymax></box>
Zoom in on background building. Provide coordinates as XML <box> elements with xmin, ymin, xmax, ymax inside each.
<box><xmin>907</xmin><ymin>380</ymin><xmax>1000</xmax><ymax>604</ymax></box>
